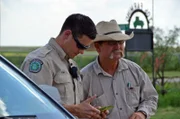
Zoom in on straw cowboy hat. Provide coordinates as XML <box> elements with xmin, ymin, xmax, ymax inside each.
<box><xmin>94</xmin><ymin>20</ymin><xmax>134</xmax><ymax>42</ymax></box>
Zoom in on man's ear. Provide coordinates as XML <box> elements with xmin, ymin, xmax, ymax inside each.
<box><xmin>63</xmin><ymin>30</ymin><xmax>72</xmax><ymax>40</ymax></box>
<box><xmin>94</xmin><ymin>43</ymin><xmax>101</xmax><ymax>53</ymax></box>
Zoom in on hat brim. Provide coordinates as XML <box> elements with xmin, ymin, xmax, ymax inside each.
<box><xmin>93</xmin><ymin>32</ymin><xmax>134</xmax><ymax>42</ymax></box>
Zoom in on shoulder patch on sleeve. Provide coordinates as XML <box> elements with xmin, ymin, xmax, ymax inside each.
<box><xmin>29</xmin><ymin>59</ymin><xmax>43</xmax><ymax>73</ymax></box>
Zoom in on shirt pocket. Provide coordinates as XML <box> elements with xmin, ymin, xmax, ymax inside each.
<box><xmin>53</xmin><ymin>70</ymin><xmax>73</xmax><ymax>103</ymax></box>
<box><xmin>126</xmin><ymin>85</ymin><xmax>140</xmax><ymax>107</ymax></box>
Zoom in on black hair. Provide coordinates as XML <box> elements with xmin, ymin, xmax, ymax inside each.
<box><xmin>60</xmin><ymin>13</ymin><xmax>97</xmax><ymax>40</ymax></box>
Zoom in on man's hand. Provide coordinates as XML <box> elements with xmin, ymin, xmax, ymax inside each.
<box><xmin>100</xmin><ymin>109</ymin><xmax>109</xmax><ymax>119</ymax></box>
<box><xmin>74</xmin><ymin>95</ymin><xmax>101</xmax><ymax>118</ymax></box>
<box><xmin>129</xmin><ymin>112</ymin><xmax>146</xmax><ymax>119</ymax></box>
<box><xmin>96</xmin><ymin>106</ymin><xmax>109</xmax><ymax>119</ymax></box>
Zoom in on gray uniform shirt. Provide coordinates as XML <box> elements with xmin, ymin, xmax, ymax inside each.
<box><xmin>81</xmin><ymin>57</ymin><xmax>158</xmax><ymax>119</ymax></box>
<box><xmin>21</xmin><ymin>38</ymin><xmax>83</xmax><ymax>105</ymax></box>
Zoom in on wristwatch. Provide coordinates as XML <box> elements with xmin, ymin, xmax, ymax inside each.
<box><xmin>138</xmin><ymin>110</ymin><xmax>147</xmax><ymax>118</ymax></box>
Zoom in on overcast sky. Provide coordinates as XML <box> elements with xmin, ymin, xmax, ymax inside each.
<box><xmin>1</xmin><ymin>0</ymin><xmax>180</xmax><ymax>46</ymax></box>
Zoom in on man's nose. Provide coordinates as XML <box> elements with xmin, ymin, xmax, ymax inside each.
<box><xmin>114</xmin><ymin>42</ymin><xmax>122</xmax><ymax>48</ymax></box>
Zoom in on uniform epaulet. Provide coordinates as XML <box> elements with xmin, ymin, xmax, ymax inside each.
<box><xmin>38</xmin><ymin>47</ymin><xmax>52</xmax><ymax>58</ymax></box>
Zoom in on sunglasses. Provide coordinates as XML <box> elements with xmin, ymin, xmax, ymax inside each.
<box><xmin>73</xmin><ymin>36</ymin><xmax>90</xmax><ymax>50</ymax></box>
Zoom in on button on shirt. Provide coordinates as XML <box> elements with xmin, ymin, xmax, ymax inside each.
<box><xmin>81</xmin><ymin>57</ymin><xmax>158</xmax><ymax>119</ymax></box>
<box><xmin>21</xmin><ymin>38</ymin><xmax>83</xmax><ymax>105</ymax></box>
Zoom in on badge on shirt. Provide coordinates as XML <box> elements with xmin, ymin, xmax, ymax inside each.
<box><xmin>29</xmin><ymin>59</ymin><xmax>43</xmax><ymax>73</ymax></box>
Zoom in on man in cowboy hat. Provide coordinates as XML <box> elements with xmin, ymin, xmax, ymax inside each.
<box><xmin>81</xmin><ymin>20</ymin><xmax>158</xmax><ymax>119</ymax></box>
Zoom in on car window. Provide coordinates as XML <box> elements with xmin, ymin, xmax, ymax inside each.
<box><xmin>0</xmin><ymin>56</ymin><xmax>75</xmax><ymax>119</ymax></box>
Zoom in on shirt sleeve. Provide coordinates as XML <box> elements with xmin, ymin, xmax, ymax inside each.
<box><xmin>80</xmin><ymin>68</ymin><xmax>91</xmax><ymax>101</ymax></box>
<box><xmin>137</xmin><ymin>67</ymin><xmax>158</xmax><ymax>118</ymax></box>
<box><xmin>21</xmin><ymin>57</ymin><xmax>53</xmax><ymax>85</ymax></box>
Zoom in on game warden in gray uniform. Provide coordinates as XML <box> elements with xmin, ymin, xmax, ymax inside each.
<box><xmin>81</xmin><ymin>20</ymin><xmax>158</xmax><ymax>119</ymax></box>
<box><xmin>21</xmin><ymin>14</ymin><xmax>107</xmax><ymax>119</ymax></box>
<box><xmin>21</xmin><ymin>38</ymin><xmax>82</xmax><ymax>104</ymax></box>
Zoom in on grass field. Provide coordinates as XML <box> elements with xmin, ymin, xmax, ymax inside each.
<box><xmin>147</xmin><ymin>71</ymin><xmax>180</xmax><ymax>79</ymax></box>
<box><xmin>151</xmin><ymin>107</ymin><xmax>180</xmax><ymax>119</ymax></box>
<box><xmin>1</xmin><ymin>50</ymin><xmax>180</xmax><ymax>78</ymax></box>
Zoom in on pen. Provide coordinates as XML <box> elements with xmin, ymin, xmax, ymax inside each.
<box><xmin>127</xmin><ymin>82</ymin><xmax>131</xmax><ymax>88</ymax></box>
<box><xmin>127</xmin><ymin>82</ymin><xmax>134</xmax><ymax>89</ymax></box>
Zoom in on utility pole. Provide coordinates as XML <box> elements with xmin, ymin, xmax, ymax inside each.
<box><xmin>152</xmin><ymin>0</ymin><xmax>154</xmax><ymax>28</ymax></box>
<box><xmin>151</xmin><ymin>0</ymin><xmax>156</xmax><ymax>87</ymax></box>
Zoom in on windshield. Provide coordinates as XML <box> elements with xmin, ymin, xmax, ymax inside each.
<box><xmin>0</xmin><ymin>57</ymin><xmax>74</xmax><ymax>119</ymax></box>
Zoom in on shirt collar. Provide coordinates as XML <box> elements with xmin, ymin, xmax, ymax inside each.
<box><xmin>93</xmin><ymin>57</ymin><xmax>129</xmax><ymax>76</ymax></box>
<box><xmin>117</xmin><ymin>58</ymin><xmax>129</xmax><ymax>71</ymax></box>
<box><xmin>48</xmin><ymin>38</ymin><xmax>69</xmax><ymax>60</ymax></box>
<box><xmin>93</xmin><ymin>57</ymin><xmax>104</xmax><ymax>75</ymax></box>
